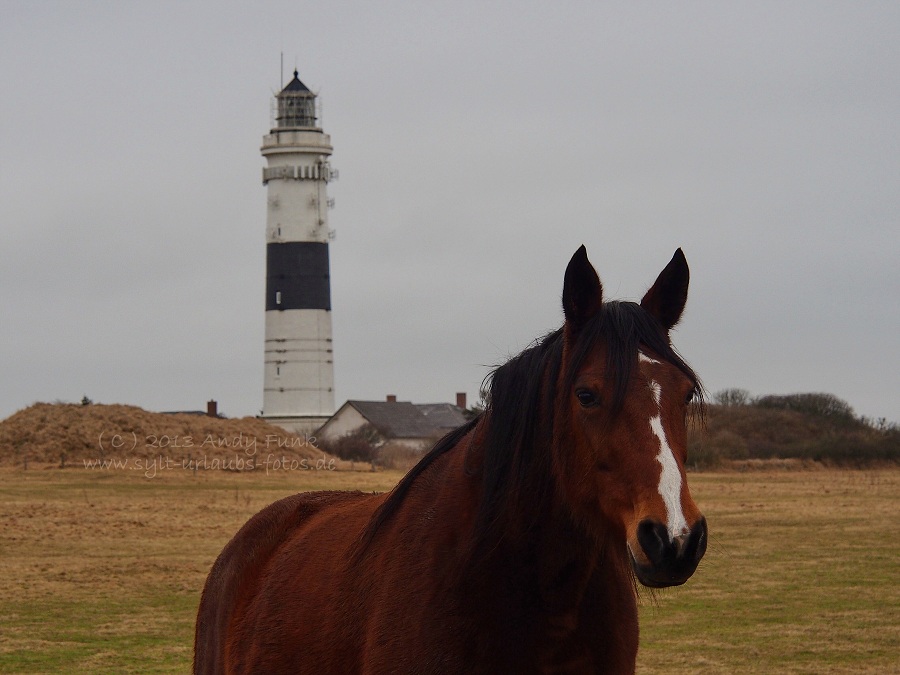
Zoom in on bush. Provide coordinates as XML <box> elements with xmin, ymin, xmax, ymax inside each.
<box><xmin>713</xmin><ymin>388</ymin><xmax>751</xmax><ymax>407</ymax></box>
<box><xmin>754</xmin><ymin>393</ymin><xmax>856</xmax><ymax>422</ymax></box>
<box><xmin>689</xmin><ymin>394</ymin><xmax>900</xmax><ymax>467</ymax></box>
<box><xmin>318</xmin><ymin>425</ymin><xmax>382</xmax><ymax>463</ymax></box>
<box><xmin>792</xmin><ymin>429</ymin><xmax>900</xmax><ymax>466</ymax></box>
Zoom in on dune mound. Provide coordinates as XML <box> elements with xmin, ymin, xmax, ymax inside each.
<box><xmin>0</xmin><ymin>402</ymin><xmax>333</xmax><ymax>471</ymax></box>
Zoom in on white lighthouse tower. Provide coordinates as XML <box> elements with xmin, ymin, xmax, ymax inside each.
<box><xmin>260</xmin><ymin>70</ymin><xmax>336</xmax><ymax>435</ymax></box>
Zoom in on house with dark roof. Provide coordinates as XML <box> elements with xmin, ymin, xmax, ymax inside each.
<box><xmin>316</xmin><ymin>395</ymin><xmax>469</xmax><ymax>450</ymax></box>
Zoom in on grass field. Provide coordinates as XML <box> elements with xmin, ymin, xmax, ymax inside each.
<box><xmin>0</xmin><ymin>466</ymin><xmax>897</xmax><ymax>673</ymax></box>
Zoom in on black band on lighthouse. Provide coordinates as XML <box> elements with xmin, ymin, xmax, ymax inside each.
<box><xmin>266</xmin><ymin>242</ymin><xmax>331</xmax><ymax>311</ymax></box>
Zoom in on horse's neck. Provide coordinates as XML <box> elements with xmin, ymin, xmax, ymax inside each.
<box><xmin>454</xmin><ymin>442</ymin><xmax>629</xmax><ymax>600</ymax></box>
<box><xmin>462</xmin><ymin>500</ymin><xmax>637</xmax><ymax>672</ymax></box>
<box><xmin>535</xmin><ymin>514</ymin><xmax>600</xmax><ymax>607</ymax></box>
<box><xmin>452</xmin><ymin>420</ymin><xmax>632</xmax><ymax>609</ymax></box>
<box><xmin>423</xmin><ymin>428</ymin><xmax>638</xmax><ymax>670</ymax></box>
<box><xmin>532</xmin><ymin>505</ymin><xmax>635</xmax><ymax>614</ymax></box>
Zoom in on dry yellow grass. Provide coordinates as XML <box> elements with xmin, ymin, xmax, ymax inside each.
<box><xmin>0</xmin><ymin>467</ymin><xmax>400</xmax><ymax>673</ymax></box>
<box><xmin>636</xmin><ymin>469</ymin><xmax>900</xmax><ymax>673</ymax></box>
<box><xmin>0</xmin><ymin>467</ymin><xmax>897</xmax><ymax>673</ymax></box>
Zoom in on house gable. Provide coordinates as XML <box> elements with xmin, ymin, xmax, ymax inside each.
<box><xmin>317</xmin><ymin>400</ymin><xmax>468</xmax><ymax>444</ymax></box>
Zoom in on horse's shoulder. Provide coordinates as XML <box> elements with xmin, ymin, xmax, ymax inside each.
<box><xmin>195</xmin><ymin>490</ymin><xmax>376</xmax><ymax>672</ymax></box>
<box><xmin>202</xmin><ymin>491</ymin><xmax>372</xmax><ymax>605</ymax></box>
<box><xmin>230</xmin><ymin>490</ymin><xmax>370</xmax><ymax>554</ymax></box>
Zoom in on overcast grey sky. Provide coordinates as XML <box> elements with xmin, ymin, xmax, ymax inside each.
<box><xmin>2</xmin><ymin>1</ymin><xmax>898</xmax><ymax>423</ymax></box>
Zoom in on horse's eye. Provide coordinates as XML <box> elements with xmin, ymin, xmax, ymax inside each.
<box><xmin>576</xmin><ymin>389</ymin><xmax>600</xmax><ymax>408</ymax></box>
<box><xmin>685</xmin><ymin>389</ymin><xmax>697</xmax><ymax>405</ymax></box>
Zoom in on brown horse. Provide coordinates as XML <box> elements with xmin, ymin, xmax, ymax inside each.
<box><xmin>195</xmin><ymin>246</ymin><xmax>707</xmax><ymax>674</ymax></box>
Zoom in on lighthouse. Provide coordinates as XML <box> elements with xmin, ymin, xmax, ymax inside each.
<box><xmin>260</xmin><ymin>70</ymin><xmax>336</xmax><ymax>435</ymax></box>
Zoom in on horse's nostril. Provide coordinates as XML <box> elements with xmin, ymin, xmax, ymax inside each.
<box><xmin>636</xmin><ymin>519</ymin><xmax>670</xmax><ymax>565</ymax></box>
<box><xmin>686</xmin><ymin>516</ymin><xmax>708</xmax><ymax>563</ymax></box>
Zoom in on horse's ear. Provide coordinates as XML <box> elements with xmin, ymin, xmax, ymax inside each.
<box><xmin>640</xmin><ymin>248</ymin><xmax>690</xmax><ymax>330</ymax></box>
<box><xmin>563</xmin><ymin>245</ymin><xmax>603</xmax><ymax>330</ymax></box>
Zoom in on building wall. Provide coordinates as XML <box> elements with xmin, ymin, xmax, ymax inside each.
<box><xmin>317</xmin><ymin>405</ymin><xmax>369</xmax><ymax>441</ymax></box>
<box><xmin>262</xmin><ymin>130</ymin><xmax>333</xmax><ymax>245</ymax></box>
<box><xmin>262</xmin><ymin>310</ymin><xmax>334</xmax><ymax>417</ymax></box>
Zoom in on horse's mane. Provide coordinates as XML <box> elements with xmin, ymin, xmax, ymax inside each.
<box><xmin>354</xmin><ymin>417</ymin><xmax>479</xmax><ymax>555</ymax></box>
<box><xmin>356</xmin><ymin>301</ymin><xmax>701</xmax><ymax>559</ymax></box>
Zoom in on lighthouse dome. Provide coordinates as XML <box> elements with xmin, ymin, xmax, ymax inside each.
<box><xmin>276</xmin><ymin>70</ymin><xmax>316</xmax><ymax>128</ymax></box>
<box><xmin>281</xmin><ymin>69</ymin><xmax>312</xmax><ymax>93</ymax></box>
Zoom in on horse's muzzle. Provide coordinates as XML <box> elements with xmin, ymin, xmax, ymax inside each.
<box><xmin>630</xmin><ymin>516</ymin><xmax>707</xmax><ymax>588</ymax></box>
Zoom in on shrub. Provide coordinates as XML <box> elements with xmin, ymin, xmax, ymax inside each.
<box><xmin>754</xmin><ymin>393</ymin><xmax>856</xmax><ymax>422</ymax></box>
<box><xmin>691</xmin><ymin>394</ymin><xmax>900</xmax><ymax>467</ymax></box>
<box><xmin>318</xmin><ymin>425</ymin><xmax>382</xmax><ymax>463</ymax></box>
<box><xmin>713</xmin><ymin>388</ymin><xmax>751</xmax><ymax>407</ymax></box>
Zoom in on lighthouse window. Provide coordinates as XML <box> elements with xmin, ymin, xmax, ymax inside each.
<box><xmin>275</xmin><ymin>291</ymin><xmax>282</xmax><ymax>305</ymax></box>
<box><xmin>276</xmin><ymin>366</ymin><xmax>281</xmax><ymax>378</ymax></box>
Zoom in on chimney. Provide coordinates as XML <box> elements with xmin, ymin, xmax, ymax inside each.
<box><xmin>386</xmin><ymin>394</ymin><xmax>397</xmax><ymax>403</ymax></box>
<box><xmin>456</xmin><ymin>392</ymin><xmax>467</xmax><ymax>409</ymax></box>
<box><xmin>207</xmin><ymin>400</ymin><xmax>218</xmax><ymax>417</ymax></box>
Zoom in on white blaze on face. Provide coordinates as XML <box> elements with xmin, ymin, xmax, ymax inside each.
<box><xmin>641</xmin><ymin>352</ymin><xmax>688</xmax><ymax>539</ymax></box>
